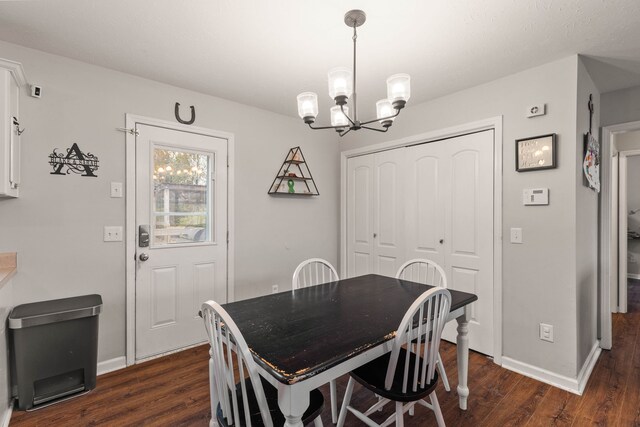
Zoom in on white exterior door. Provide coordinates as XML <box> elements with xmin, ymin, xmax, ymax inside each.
<box><xmin>135</xmin><ymin>123</ymin><xmax>228</xmax><ymax>360</ymax></box>
<box><xmin>346</xmin><ymin>130</ymin><xmax>495</xmax><ymax>356</ymax></box>
<box><xmin>346</xmin><ymin>150</ymin><xmax>405</xmax><ymax>278</ymax></box>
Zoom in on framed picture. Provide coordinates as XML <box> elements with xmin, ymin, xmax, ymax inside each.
<box><xmin>516</xmin><ymin>133</ymin><xmax>557</xmax><ymax>172</ymax></box>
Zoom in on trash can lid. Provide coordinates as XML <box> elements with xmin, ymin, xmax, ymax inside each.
<box><xmin>9</xmin><ymin>294</ymin><xmax>103</xmax><ymax>329</ymax></box>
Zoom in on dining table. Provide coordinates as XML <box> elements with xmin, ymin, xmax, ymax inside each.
<box><xmin>215</xmin><ymin>273</ymin><xmax>478</xmax><ymax>427</ymax></box>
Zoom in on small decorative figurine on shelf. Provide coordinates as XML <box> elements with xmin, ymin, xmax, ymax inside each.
<box><xmin>287</xmin><ymin>179</ymin><xmax>295</xmax><ymax>193</ymax></box>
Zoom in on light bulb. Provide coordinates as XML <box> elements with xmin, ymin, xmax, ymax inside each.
<box><xmin>297</xmin><ymin>92</ymin><xmax>319</xmax><ymax>122</ymax></box>
<box><xmin>330</xmin><ymin>106</ymin><xmax>350</xmax><ymax>127</ymax></box>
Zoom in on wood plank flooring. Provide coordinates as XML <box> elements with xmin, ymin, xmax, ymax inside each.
<box><xmin>11</xmin><ymin>280</ymin><xmax>640</xmax><ymax>426</ymax></box>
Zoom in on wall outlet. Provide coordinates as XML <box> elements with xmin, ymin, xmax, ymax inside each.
<box><xmin>272</xmin><ymin>284</ymin><xmax>279</xmax><ymax>294</ymax></box>
<box><xmin>104</xmin><ymin>226</ymin><xmax>123</xmax><ymax>242</ymax></box>
<box><xmin>510</xmin><ymin>227</ymin><xmax>523</xmax><ymax>244</ymax></box>
<box><xmin>539</xmin><ymin>323</ymin><xmax>554</xmax><ymax>342</ymax></box>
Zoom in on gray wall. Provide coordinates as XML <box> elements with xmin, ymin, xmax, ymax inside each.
<box><xmin>576</xmin><ymin>58</ymin><xmax>600</xmax><ymax>369</ymax></box>
<box><xmin>341</xmin><ymin>56</ymin><xmax>586</xmax><ymax>378</ymax></box>
<box><xmin>0</xmin><ymin>40</ymin><xmax>340</xmax><ymax>364</ymax></box>
<box><xmin>601</xmin><ymin>84</ymin><xmax>640</xmax><ymax>127</ymax></box>
<box><xmin>0</xmin><ymin>279</ymin><xmax>12</xmax><ymax>426</ymax></box>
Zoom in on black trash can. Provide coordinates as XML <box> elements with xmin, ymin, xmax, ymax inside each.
<box><xmin>8</xmin><ymin>294</ymin><xmax>102</xmax><ymax>410</ymax></box>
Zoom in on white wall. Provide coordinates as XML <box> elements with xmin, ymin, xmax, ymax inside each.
<box><xmin>0</xmin><ymin>40</ymin><xmax>340</xmax><ymax>364</ymax></box>
<box><xmin>601</xmin><ymin>84</ymin><xmax>640</xmax><ymax>127</ymax></box>
<box><xmin>341</xmin><ymin>56</ymin><xmax>586</xmax><ymax>378</ymax></box>
<box><xmin>0</xmin><ymin>279</ymin><xmax>13</xmax><ymax>427</ymax></box>
<box><xmin>575</xmin><ymin>58</ymin><xmax>600</xmax><ymax>369</ymax></box>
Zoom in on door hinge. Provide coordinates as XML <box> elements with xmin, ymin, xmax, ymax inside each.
<box><xmin>226</xmin><ymin>231</ymin><xmax>229</xmax><ymax>244</ymax></box>
<box><xmin>116</xmin><ymin>127</ymin><xmax>139</xmax><ymax>136</ymax></box>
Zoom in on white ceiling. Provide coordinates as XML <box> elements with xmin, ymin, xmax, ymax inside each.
<box><xmin>1</xmin><ymin>0</ymin><xmax>640</xmax><ymax>121</ymax></box>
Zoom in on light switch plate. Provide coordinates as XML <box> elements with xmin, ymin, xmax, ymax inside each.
<box><xmin>110</xmin><ymin>182</ymin><xmax>123</xmax><ymax>198</ymax></box>
<box><xmin>104</xmin><ymin>226</ymin><xmax>123</xmax><ymax>242</ymax></box>
<box><xmin>510</xmin><ymin>228</ymin><xmax>523</xmax><ymax>244</ymax></box>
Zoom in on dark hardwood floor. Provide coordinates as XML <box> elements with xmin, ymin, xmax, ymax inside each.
<box><xmin>11</xmin><ymin>280</ymin><xmax>640</xmax><ymax>426</ymax></box>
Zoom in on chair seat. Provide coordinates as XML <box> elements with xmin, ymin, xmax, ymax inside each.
<box><xmin>217</xmin><ymin>375</ymin><xmax>324</xmax><ymax>426</ymax></box>
<box><xmin>350</xmin><ymin>347</ymin><xmax>439</xmax><ymax>403</ymax></box>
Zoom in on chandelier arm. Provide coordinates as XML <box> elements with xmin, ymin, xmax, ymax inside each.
<box><xmin>338</xmin><ymin>128</ymin><xmax>352</xmax><ymax>137</ymax></box>
<box><xmin>340</xmin><ymin>104</ymin><xmax>357</xmax><ymax>126</ymax></box>
<box><xmin>361</xmin><ymin>125</ymin><xmax>389</xmax><ymax>133</ymax></box>
<box><xmin>359</xmin><ymin>109</ymin><xmax>401</xmax><ymax>126</ymax></box>
<box><xmin>307</xmin><ymin>123</ymin><xmax>348</xmax><ymax>131</ymax></box>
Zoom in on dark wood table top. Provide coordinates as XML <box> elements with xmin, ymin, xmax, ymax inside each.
<box><xmin>223</xmin><ymin>274</ymin><xmax>477</xmax><ymax>385</ymax></box>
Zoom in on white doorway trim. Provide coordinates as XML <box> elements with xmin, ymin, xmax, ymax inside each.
<box><xmin>124</xmin><ymin>114</ymin><xmax>235</xmax><ymax>366</ymax></box>
<box><xmin>601</xmin><ymin>120</ymin><xmax>640</xmax><ymax>350</ymax></box>
<box><xmin>619</xmin><ymin>149</ymin><xmax>640</xmax><ymax>314</ymax></box>
<box><xmin>339</xmin><ymin>116</ymin><xmax>503</xmax><ymax>364</ymax></box>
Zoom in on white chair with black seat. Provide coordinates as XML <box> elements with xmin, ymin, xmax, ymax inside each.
<box><xmin>292</xmin><ymin>258</ymin><xmax>340</xmax><ymax>424</ymax></box>
<box><xmin>202</xmin><ymin>300</ymin><xmax>325</xmax><ymax>427</ymax></box>
<box><xmin>336</xmin><ymin>287</ymin><xmax>451</xmax><ymax>427</ymax></box>
<box><xmin>395</xmin><ymin>259</ymin><xmax>451</xmax><ymax>393</ymax></box>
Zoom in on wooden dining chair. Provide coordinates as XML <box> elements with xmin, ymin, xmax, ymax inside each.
<box><xmin>201</xmin><ymin>300</ymin><xmax>325</xmax><ymax>427</ymax></box>
<box><xmin>291</xmin><ymin>257</ymin><xmax>340</xmax><ymax>423</ymax></box>
<box><xmin>336</xmin><ymin>287</ymin><xmax>452</xmax><ymax>427</ymax></box>
<box><xmin>396</xmin><ymin>259</ymin><xmax>451</xmax><ymax>393</ymax></box>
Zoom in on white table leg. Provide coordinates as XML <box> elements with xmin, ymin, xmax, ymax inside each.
<box><xmin>456</xmin><ymin>308</ymin><xmax>470</xmax><ymax>410</ymax></box>
<box><xmin>209</xmin><ymin>349</ymin><xmax>220</xmax><ymax>427</ymax></box>
<box><xmin>278</xmin><ymin>384</ymin><xmax>309</xmax><ymax>427</ymax></box>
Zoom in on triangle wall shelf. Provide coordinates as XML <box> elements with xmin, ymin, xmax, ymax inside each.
<box><xmin>268</xmin><ymin>147</ymin><xmax>319</xmax><ymax>196</ymax></box>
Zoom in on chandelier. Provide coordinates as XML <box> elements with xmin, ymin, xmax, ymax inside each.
<box><xmin>296</xmin><ymin>10</ymin><xmax>411</xmax><ymax>137</ymax></box>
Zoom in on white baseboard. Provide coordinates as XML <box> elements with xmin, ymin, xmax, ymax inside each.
<box><xmin>628</xmin><ymin>273</ymin><xmax>640</xmax><ymax>280</ymax></box>
<box><xmin>577</xmin><ymin>342</ymin><xmax>602</xmax><ymax>394</ymax></box>
<box><xmin>97</xmin><ymin>356</ymin><xmax>127</xmax><ymax>376</ymax></box>
<box><xmin>1</xmin><ymin>399</ymin><xmax>13</xmax><ymax>427</ymax></box>
<box><xmin>502</xmin><ymin>342</ymin><xmax>601</xmax><ymax>395</ymax></box>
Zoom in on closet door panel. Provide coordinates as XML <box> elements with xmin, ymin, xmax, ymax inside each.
<box><xmin>373</xmin><ymin>150</ymin><xmax>405</xmax><ymax>275</ymax></box>
<box><xmin>405</xmin><ymin>143</ymin><xmax>447</xmax><ymax>268</ymax></box>
<box><xmin>347</xmin><ymin>155</ymin><xmax>374</xmax><ymax>277</ymax></box>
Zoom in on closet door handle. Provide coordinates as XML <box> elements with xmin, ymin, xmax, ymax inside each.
<box><xmin>439</xmin><ymin>239</ymin><xmax>444</xmax><ymax>244</ymax></box>
<box><xmin>373</xmin><ymin>233</ymin><xmax>377</xmax><ymax>238</ymax></box>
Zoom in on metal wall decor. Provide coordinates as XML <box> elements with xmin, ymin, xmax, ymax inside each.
<box><xmin>174</xmin><ymin>102</ymin><xmax>196</xmax><ymax>125</ymax></box>
<box><xmin>49</xmin><ymin>143</ymin><xmax>99</xmax><ymax>177</ymax></box>
<box><xmin>516</xmin><ymin>134</ymin><xmax>557</xmax><ymax>172</ymax></box>
<box><xmin>583</xmin><ymin>94</ymin><xmax>600</xmax><ymax>192</ymax></box>
<box><xmin>268</xmin><ymin>147</ymin><xmax>319</xmax><ymax>196</ymax></box>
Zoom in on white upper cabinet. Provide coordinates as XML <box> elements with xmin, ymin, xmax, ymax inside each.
<box><xmin>0</xmin><ymin>58</ymin><xmax>27</xmax><ymax>199</ymax></box>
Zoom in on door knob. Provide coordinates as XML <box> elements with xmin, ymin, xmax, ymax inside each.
<box><xmin>373</xmin><ymin>233</ymin><xmax>377</xmax><ymax>238</ymax></box>
<box><xmin>139</xmin><ymin>253</ymin><xmax>149</xmax><ymax>261</ymax></box>
<box><xmin>439</xmin><ymin>239</ymin><xmax>444</xmax><ymax>244</ymax></box>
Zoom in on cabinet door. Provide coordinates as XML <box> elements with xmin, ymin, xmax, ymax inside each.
<box><xmin>372</xmin><ymin>149</ymin><xmax>405</xmax><ymax>277</ymax></box>
<box><xmin>346</xmin><ymin>155</ymin><xmax>374</xmax><ymax>278</ymax></box>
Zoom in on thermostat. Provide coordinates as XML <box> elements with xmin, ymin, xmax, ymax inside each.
<box><xmin>523</xmin><ymin>188</ymin><xmax>549</xmax><ymax>205</ymax></box>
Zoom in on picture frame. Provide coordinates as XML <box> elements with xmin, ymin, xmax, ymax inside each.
<box><xmin>515</xmin><ymin>133</ymin><xmax>557</xmax><ymax>172</ymax></box>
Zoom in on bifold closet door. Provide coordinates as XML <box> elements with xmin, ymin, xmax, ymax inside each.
<box><xmin>346</xmin><ymin>149</ymin><xmax>405</xmax><ymax>278</ymax></box>
<box><xmin>406</xmin><ymin>130</ymin><xmax>494</xmax><ymax>355</ymax></box>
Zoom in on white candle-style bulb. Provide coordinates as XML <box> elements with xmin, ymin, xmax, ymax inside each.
<box><xmin>328</xmin><ymin>67</ymin><xmax>353</xmax><ymax>99</ymax></box>
<box><xmin>330</xmin><ymin>106</ymin><xmax>350</xmax><ymax>127</ymax></box>
<box><xmin>297</xmin><ymin>92</ymin><xmax>319</xmax><ymax>119</ymax></box>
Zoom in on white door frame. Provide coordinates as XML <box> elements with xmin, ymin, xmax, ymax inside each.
<box><xmin>619</xmin><ymin>149</ymin><xmax>640</xmax><ymax>313</ymax></box>
<box><xmin>124</xmin><ymin>114</ymin><xmax>235</xmax><ymax>366</ymax></box>
<box><xmin>340</xmin><ymin>116</ymin><xmax>503</xmax><ymax>364</ymax></box>
<box><xmin>601</xmin><ymin>120</ymin><xmax>640</xmax><ymax>350</ymax></box>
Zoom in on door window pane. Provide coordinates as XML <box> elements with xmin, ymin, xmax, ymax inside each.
<box><xmin>152</xmin><ymin>148</ymin><xmax>212</xmax><ymax>245</ymax></box>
